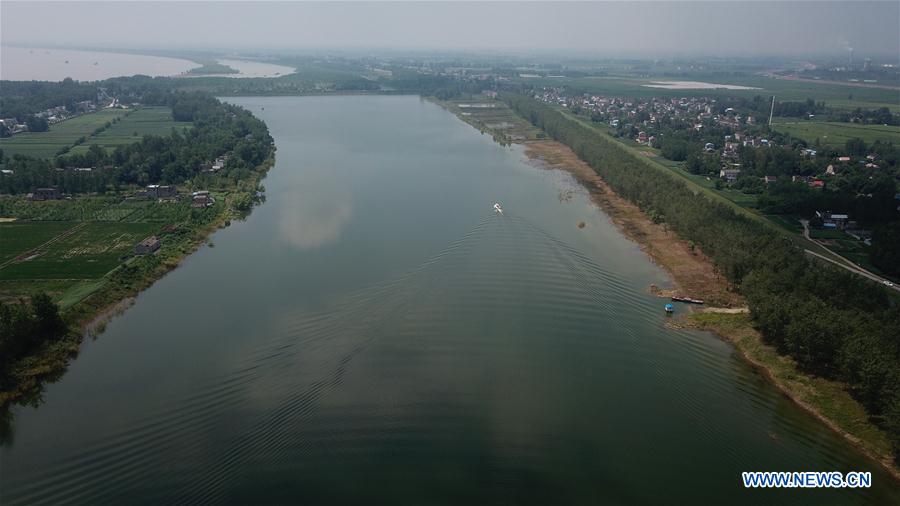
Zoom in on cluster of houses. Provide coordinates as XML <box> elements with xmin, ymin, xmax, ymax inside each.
<box><xmin>824</xmin><ymin>154</ymin><xmax>882</xmax><ymax>175</ymax></box>
<box><xmin>25</xmin><ymin>184</ymin><xmax>216</xmax><ymax>207</ymax></box>
<box><xmin>37</xmin><ymin>102</ymin><xmax>96</xmax><ymax>125</ymax></box>
<box><xmin>534</xmin><ymin>88</ymin><xmax>756</xmax><ymax>137</ymax></box>
<box><xmin>131</xmin><ymin>184</ymin><xmax>215</xmax><ymax>207</ymax></box>
<box><xmin>201</xmin><ymin>153</ymin><xmax>231</xmax><ymax>173</ymax></box>
<box><xmin>0</xmin><ymin>118</ymin><xmax>28</xmax><ymax>135</ymax></box>
<box><xmin>2</xmin><ymin>102</ymin><xmax>99</xmax><ymax>136</ymax></box>
<box><xmin>1</xmin><ymin>91</ymin><xmax>120</xmax><ymax>136</ymax></box>
<box><xmin>533</xmin><ymin>87</ymin><xmax>895</xmax><ymax>191</ymax></box>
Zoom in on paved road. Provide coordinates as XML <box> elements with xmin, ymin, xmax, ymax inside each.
<box><xmin>799</xmin><ymin>220</ymin><xmax>899</xmax><ymax>292</ymax></box>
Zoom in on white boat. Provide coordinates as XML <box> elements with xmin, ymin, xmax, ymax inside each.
<box><xmin>493</xmin><ymin>202</ymin><xmax>503</xmax><ymax>215</ymax></box>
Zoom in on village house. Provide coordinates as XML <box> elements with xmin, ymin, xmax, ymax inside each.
<box><xmin>763</xmin><ymin>175</ymin><xmax>777</xmax><ymax>184</ymax></box>
<box><xmin>147</xmin><ymin>184</ymin><xmax>178</xmax><ymax>199</ymax></box>
<box><xmin>191</xmin><ymin>190</ymin><xmax>215</xmax><ymax>208</ymax></box>
<box><xmin>134</xmin><ymin>236</ymin><xmax>161</xmax><ymax>255</ymax></box>
<box><xmin>720</xmin><ymin>168</ymin><xmax>741</xmax><ymax>182</ymax></box>
<box><xmin>27</xmin><ymin>187</ymin><xmax>62</xmax><ymax>201</ymax></box>
<box><xmin>816</xmin><ymin>211</ymin><xmax>850</xmax><ymax>230</ymax></box>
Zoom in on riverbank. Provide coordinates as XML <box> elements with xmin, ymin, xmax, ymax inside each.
<box><xmin>0</xmin><ymin>154</ymin><xmax>275</xmax><ymax>410</ymax></box>
<box><xmin>430</xmin><ymin>93</ymin><xmax>899</xmax><ymax>479</ymax></box>
<box><xmin>522</xmin><ymin>138</ymin><xmax>899</xmax><ymax>479</ymax></box>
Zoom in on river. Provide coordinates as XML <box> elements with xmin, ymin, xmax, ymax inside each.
<box><xmin>0</xmin><ymin>47</ymin><xmax>196</xmax><ymax>81</ymax></box>
<box><xmin>0</xmin><ymin>96</ymin><xmax>896</xmax><ymax>504</ymax></box>
<box><xmin>0</xmin><ymin>47</ymin><xmax>295</xmax><ymax>81</ymax></box>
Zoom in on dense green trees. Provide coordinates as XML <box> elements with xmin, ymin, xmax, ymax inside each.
<box><xmin>24</xmin><ymin>116</ymin><xmax>49</xmax><ymax>132</ymax></box>
<box><xmin>503</xmin><ymin>92</ymin><xmax>900</xmax><ymax>461</ymax></box>
<box><xmin>0</xmin><ymin>294</ymin><xmax>67</xmax><ymax>389</ymax></box>
<box><xmin>0</xmin><ymin>78</ymin><xmax>97</xmax><ymax>120</ymax></box>
<box><xmin>871</xmin><ymin>223</ymin><xmax>900</xmax><ymax>277</ymax></box>
<box><xmin>836</xmin><ymin>107</ymin><xmax>899</xmax><ymax>126</ymax></box>
<box><xmin>0</xmin><ymin>93</ymin><xmax>273</xmax><ymax>195</ymax></box>
<box><xmin>659</xmin><ymin>138</ymin><xmax>694</xmax><ymax>161</ymax></box>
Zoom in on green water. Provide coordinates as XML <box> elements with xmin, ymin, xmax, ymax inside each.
<box><xmin>1</xmin><ymin>96</ymin><xmax>897</xmax><ymax>504</ymax></box>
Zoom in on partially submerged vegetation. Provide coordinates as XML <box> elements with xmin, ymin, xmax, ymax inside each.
<box><xmin>184</xmin><ymin>60</ymin><xmax>240</xmax><ymax>76</ymax></box>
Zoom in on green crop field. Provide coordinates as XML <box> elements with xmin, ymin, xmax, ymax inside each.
<box><xmin>771</xmin><ymin>120</ymin><xmax>900</xmax><ymax>148</ymax></box>
<box><xmin>0</xmin><ymin>195</ymin><xmax>201</xmax><ymax>306</ymax></box>
<box><xmin>0</xmin><ymin>221</ymin><xmax>76</xmax><ymax>264</ymax></box>
<box><xmin>68</xmin><ymin>107</ymin><xmax>192</xmax><ymax>155</ymax></box>
<box><xmin>0</xmin><ymin>221</ymin><xmax>159</xmax><ymax>280</ymax></box>
<box><xmin>0</xmin><ymin>109</ymin><xmax>130</xmax><ymax>159</ymax></box>
<box><xmin>0</xmin><ymin>196</ymin><xmax>117</xmax><ymax>221</ymax></box>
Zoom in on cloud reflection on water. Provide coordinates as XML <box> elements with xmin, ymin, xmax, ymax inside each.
<box><xmin>277</xmin><ymin>174</ymin><xmax>353</xmax><ymax>251</ymax></box>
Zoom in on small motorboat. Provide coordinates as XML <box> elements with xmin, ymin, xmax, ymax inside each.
<box><xmin>493</xmin><ymin>202</ymin><xmax>503</xmax><ymax>215</ymax></box>
<box><xmin>665</xmin><ymin>303</ymin><xmax>675</xmax><ymax>314</ymax></box>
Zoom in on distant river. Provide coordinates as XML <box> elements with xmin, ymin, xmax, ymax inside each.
<box><xmin>209</xmin><ymin>59</ymin><xmax>296</xmax><ymax>78</ymax></box>
<box><xmin>0</xmin><ymin>47</ymin><xmax>296</xmax><ymax>81</ymax></box>
<box><xmin>0</xmin><ymin>46</ymin><xmax>196</xmax><ymax>81</ymax></box>
<box><xmin>0</xmin><ymin>96</ymin><xmax>896</xmax><ymax>504</ymax></box>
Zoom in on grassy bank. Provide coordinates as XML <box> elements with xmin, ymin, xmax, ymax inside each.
<box><xmin>688</xmin><ymin>312</ymin><xmax>898</xmax><ymax>477</ymax></box>
<box><xmin>436</xmin><ymin>96</ymin><xmax>900</xmax><ymax>479</ymax></box>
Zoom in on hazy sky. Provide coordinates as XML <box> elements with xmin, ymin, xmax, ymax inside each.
<box><xmin>2</xmin><ymin>1</ymin><xmax>899</xmax><ymax>58</ymax></box>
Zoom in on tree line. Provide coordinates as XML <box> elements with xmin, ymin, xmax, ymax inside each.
<box><xmin>0</xmin><ymin>294</ymin><xmax>67</xmax><ymax>392</ymax></box>
<box><xmin>502</xmin><ymin>92</ymin><xmax>900</xmax><ymax>462</ymax></box>
<box><xmin>0</xmin><ymin>93</ymin><xmax>273</xmax><ymax>195</ymax></box>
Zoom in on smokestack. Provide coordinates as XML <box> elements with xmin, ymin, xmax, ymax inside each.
<box><xmin>847</xmin><ymin>47</ymin><xmax>854</xmax><ymax>69</ymax></box>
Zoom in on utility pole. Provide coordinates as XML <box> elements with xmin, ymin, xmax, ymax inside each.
<box><xmin>768</xmin><ymin>96</ymin><xmax>776</xmax><ymax>126</ymax></box>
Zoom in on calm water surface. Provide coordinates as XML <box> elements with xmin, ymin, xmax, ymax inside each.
<box><xmin>0</xmin><ymin>46</ymin><xmax>196</xmax><ymax>81</ymax></box>
<box><xmin>0</xmin><ymin>96</ymin><xmax>897</xmax><ymax>504</ymax></box>
<box><xmin>0</xmin><ymin>48</ymin><xmax>296</xmax><ymax>81</ymax></box>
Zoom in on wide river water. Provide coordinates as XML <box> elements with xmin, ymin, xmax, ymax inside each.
<box><xmin>0</xmin><ymin>47</ymin><xmax>295</xmax><ymax>81</ymax></box>
<box><xmin>1</xmin><ymin>96</ymin><xmax>897</xmax><ymax>504</ymax></box>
